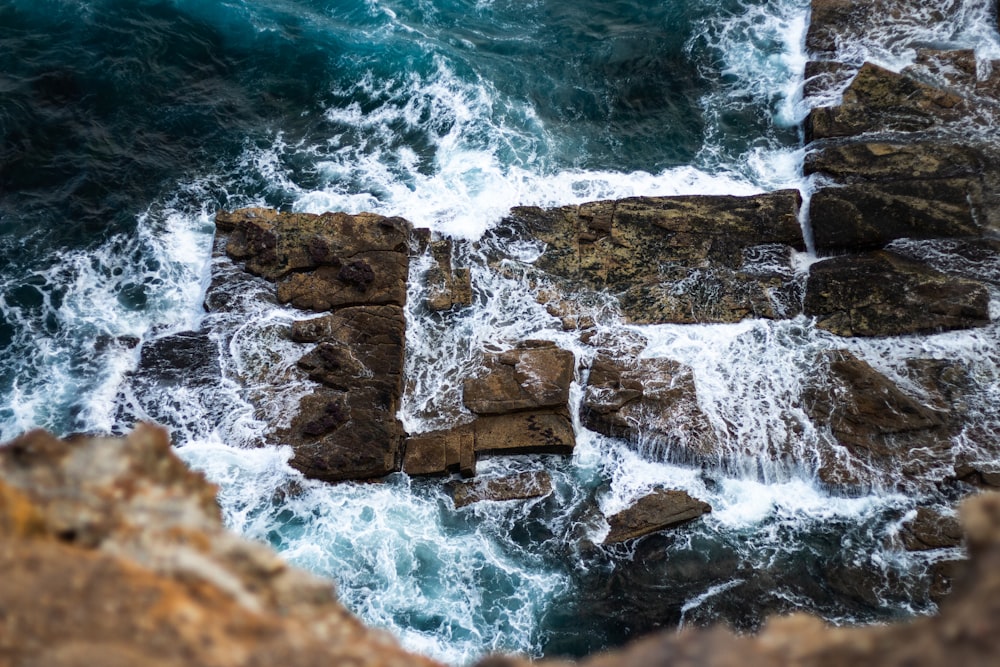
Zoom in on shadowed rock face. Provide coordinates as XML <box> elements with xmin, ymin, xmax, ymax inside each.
<box><xmin>603</xmin><ymin>489</ymin><xmax>712</xmax><ymax>544</ymax></box>
<box><xmin>803</xmin><ymin>251</ymin><xmax>990</xmax><ymax>337</ymax></box>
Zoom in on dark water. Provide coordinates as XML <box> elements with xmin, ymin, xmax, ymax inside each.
<box><xmin>4</xmin><ymin>0</ymin><xmax>996</xmax><ymax>664</ymax></box>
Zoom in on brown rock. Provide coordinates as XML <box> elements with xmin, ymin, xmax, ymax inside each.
<box><xmin>501</xmin><ymin>191</ymin><xmax>804</xmax><ymax>324</ymax></box>
<box><xmin>806</xmin><ymin>63</ymin><xmax>966</xmax><ymax>142</ymax></box>
<box><xmin>804</xmin><ymin>251</ymin><xmax>990</xmax><ymax>337</ymax></box>
<box><xmin>402</xmin><ymin>427</ymin><xmax>476</xmax><ymax>477</ymax></box>
<box><xmin>449</xmin><ymin>471</ymin><xmax>553</xmax><ymax>508</ymax></box>
<box><xmin>603</xmin><ymin>489</ymin><xmax>711</xmax><ymax>544</ymax></box>
<box><xmin>221</xmin><ymin>207</ymin><xmax>411</xmax><ymax>310</ymax></box>
<box><xmin>803</xmin><ymin>60</ymin><xmax>857</xmax><ymax>99</ymax></box>
<box><xmin>463</xmin><ymin>341</ymin><xmax>575</xmax><ymax>415</ymax></box>
<box><xmin>473</xmin><ymin>410</ymin><xmax>576</xmax><ymax>456</ymax></box>
<box><xmin>805</xmin><ymin>141</ymin><xmax>993</xmax><ymax>251</ymax></box>
<box><xmin>805</xmin><ymin>1</ymin><xmax>959</xmax><ymax>59</ymax></box>
<box><xmin>805</xmin><ymin>350</ymin><xmax>951</xmax><ymax>489</ymax></box>
<box><xmin>279</xmin><ymin>386</ymin><xmax>404</xmax><ymax>482</ymax></box>
<box><xmin>0</xmin><ymin>427</ymin><xmax>440</xmax><ymax>667</ymax></box>
<box><xmin>424</xmin><ymin>239</ymin><xmax>473</xmax><ymax>312</ymax></box>
<box><xmin>582</xmin><ymin>354</ymin><xmax>716</xmax><ymax>460</ymax></box>
<box><xmin>901</xmin><ymin>507</ymin><xmax>963</xmax><ymax>551</ymax></box>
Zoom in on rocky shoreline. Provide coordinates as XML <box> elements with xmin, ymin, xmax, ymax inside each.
<box><xmin>5</xmin><ymin>0</ymin><xmax>1000</xmax><ymax>664</ymax></box>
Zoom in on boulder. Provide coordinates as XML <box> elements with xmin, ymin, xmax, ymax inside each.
<box><xmin>463</xmin><ymin>341</ymin><xmax>575</xmax><ymax>415</ymax></box>
<box><xmin>582</xmin><ymin>354</ymin><xmax>716</xmax><ymax>460</ymax></box>
<box><xmin>501</xmin><ymin>191</ymin><xmax>804</xmax><ymax>324</ymax></box>
<box><xmin>806</xmin><ymin>63</ymin><xmax>965</xmax><ymax>142</ymax></box>
<box><xmin>603</xmin><ymin>489</ymin><xmax>711</xmax><ymax>544</ymax></box>
<box><xmin>804</xmin><ymin>350</ymin><xmax>951</xmax><ymax>489</ymax></box>
<box><xmin>424</xmin><ymin>239</ymin><xmax>473</xmax><ymax>312</ymax></box>
<box><xmin>449</xmin><ymin>471</ymin><xmax>553</xmax><ymax>508</ymax></box>
<box><xmin>901</xmin><ymin>508</ymin><xmax>964</xmax><ymax>551</ymax></box>
<box><xmin>222</xmin><ymin>207</ymin><xmax>411</xmax><ymax>311</ymax></box>
<box><xmin>803</xmin><ymin>251</ymin><xmax>990</xmax><ymax>336</ymax></box>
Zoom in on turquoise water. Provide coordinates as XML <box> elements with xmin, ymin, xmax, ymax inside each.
<box><xmin>3</xmin><ymin>0</ymin><xmax>999</xmax><ymax>664</ymax></box>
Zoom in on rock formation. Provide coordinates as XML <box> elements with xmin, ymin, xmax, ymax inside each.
<box><xmin>217</xmin><ymin>207</ymin><xmax>412</xmax><ymax>482</ymax></box>
<box><xmin>498</xmin><ymin>191</ymin><xmax>805</xmax><ymax>324</ymax></box>
<box><xmin>449</xmin><ymin>470</ymin><xmax>553</xmax><ymax>508</ymax></box>
<box><xmin>0</xmin><ymin>426</ymin><xmax>441</xmax><ymax>667</ymax></box>
<box><xmin>404</xmin><ymin>340</ymin><xmax>577</xmax><ymax>477</ymax></box>
<box><xmin>602</xmin><ymin>489</ymin><xmax>712</xmax><ymax>544</ymax></box>
<box><xmin>8</xmin><ymin>427</ymin><xmax>1000</xmax><ymax>667</ymax></box>
<box><xmin>582</xmin><ymin>354</ymin><xmax>715</xmax><ymax>460</ymax></box>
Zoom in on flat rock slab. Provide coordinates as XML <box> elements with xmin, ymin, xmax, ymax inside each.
<box><xmin>604</xmin><ymin>489</ymin><xmax>711</xmax><ymax>544</ymax></box>
<box><xmin>463</xmin><ymin>341</ymin><xmax>575</xmax><ymax>415</ymax></box>
<box><xmin>806</xmin><ymin>141</ymin><xmax>995</xmax><ymax>251</ymax></box>
<box><xmin>221</xmin><ymin>207</ymin><xmax>411</xmax><ymax>311</ymax></box>
<box><xmin>502</xmin><ymin>191</ymin><xmax>804</xmax><ymax>324</ymax></box>
<box><xmin>402</xmin><ymin>427</ymin><xmax>476</xmax><ymax>477</ymax></box>
<box><xmin>449</xmin><ymin>471</ymin><xmax>553</xmax><ymax>508</ymax></box>
<box><xmin>804</xmin><ymin>251</ymin><xmax>990</xmax><ymax>336</ymax></box>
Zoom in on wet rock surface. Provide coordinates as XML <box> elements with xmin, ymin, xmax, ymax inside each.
<box><xmin>500</xmin><ymin>191</ymin><xmax>804</xmax><ymax>324</ymax></box>
<box><xmin>449</xmin><ymin>470</ymin><xmax>553</xmax><ymax>508</ymax></box>
<box><xmin>582</xmin><ymin>354</ymin><xmax>715</xmax><ymax>460</ymax></box>
<box><xmin>901</xmin><ymin>507</ymin><xmax>964</xmax><ymax>551</ymax></box>
<box><xmin>603</xmin><ymin>489</ymin><xmax>712</xmax><ymax>544</ymax></box>
<box><xmin>804</xmin><ymin>350</ymin><xmax>951</xmax><ymax>489</ymax></box>
<box><xmin>464</xmin><ymin>341</ymin><xmax>575</xmax><ymax>415</ymax></box>
<box><xmin>218</xmin><ymin>208</ymin><xmax>413</xmax><ymax>482</ymax></box>
<box><xmin>803</xmin><ymin>252</ymin><xmax>990</xmax><ymax>337</ymax></box>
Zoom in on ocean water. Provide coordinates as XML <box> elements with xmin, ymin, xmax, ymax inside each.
<box><xmin>2</xmin><ymin>0</ymin><xmax>1000</xmax><ymax>664</ymax></box>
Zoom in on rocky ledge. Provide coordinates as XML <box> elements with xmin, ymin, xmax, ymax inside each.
<box><xmin>4</xmin><ymin>427</ymin><xmax>1000</xmax><ymax>667</ymax></box>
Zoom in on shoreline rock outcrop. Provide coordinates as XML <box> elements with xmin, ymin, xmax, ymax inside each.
<box><xmin>217</xmin><ymin>207</ymin><xmax>412</xmax><ymax>483</ymax></box>
<box><xmin>7</xmin><ymin>428</ymin><xmax>1000</xmax><ymax>667</ymax></box>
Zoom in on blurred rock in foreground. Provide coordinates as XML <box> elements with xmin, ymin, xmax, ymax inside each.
<box><xmin>4</xmin><ymin>427</ymin><xmax>1000</xmax><ymax>667</ymax></box>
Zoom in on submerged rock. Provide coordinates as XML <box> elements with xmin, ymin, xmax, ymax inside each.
<box><xmin>449</xmin><ymin>471</ymin><xmax>553</xmax><ymax>508</ymax></box>
<box><xmin>803</xmin><ymin>251</ymin><xmax>990</xmax><ymax>337</ymax></box>
<box><xmin>805</xmin><ymin>350</ymin><xmax>951</xmax><ymax>489</ymax></box>
<box><xmin>502</xmin><ymin>191</ymin><xmax>804</xmax><ymax>324</ymax></box>
<box><xmin>582</xmin><ymin>354</ymin><xmax>715</xmax><ymax>460</ymax></box>
<box><xmin>603</xmin><ymin>489</ymin><xmax>711</xmax><ymax>544</ymax></box>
